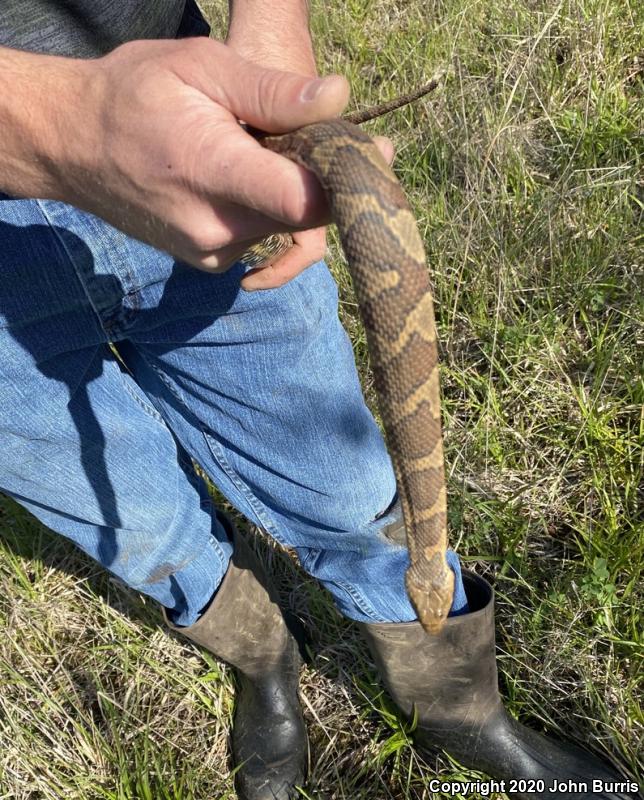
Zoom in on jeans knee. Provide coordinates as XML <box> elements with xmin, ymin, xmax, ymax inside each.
<box><xmin>316</xmin><ymin>466</ymin><xmax>396</xmax><ymax>534</ymax></box>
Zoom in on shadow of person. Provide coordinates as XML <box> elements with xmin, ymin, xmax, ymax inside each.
<box><xmin>0</xmin><ymin>213</ymin><xmax>236</xmax><ymax>614</ymax></box>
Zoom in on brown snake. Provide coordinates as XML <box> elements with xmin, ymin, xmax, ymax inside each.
<box><xmin>246</xmin><ymin>79</ymin><xmax>454</xmax><ymax>634</ymax></box>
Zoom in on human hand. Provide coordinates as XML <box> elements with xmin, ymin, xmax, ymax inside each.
<box><xmin>49</xmin><ymin>37</ymin><xmax>353</xmax><ymax>271</ymax></box>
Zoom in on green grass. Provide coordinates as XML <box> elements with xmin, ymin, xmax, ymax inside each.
<box><xmin>1</xmin><ymin>0</ymin><xmax>642</xmax><ymax>797</ymax></box>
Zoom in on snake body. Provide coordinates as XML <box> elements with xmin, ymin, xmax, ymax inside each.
<box><xmin>257</xmin><ymin>111</ymin><xmax>453</xmax><ymax>634</ymax></box>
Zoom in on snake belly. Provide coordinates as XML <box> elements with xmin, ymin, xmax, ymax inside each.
<box><xmin>261</xmin><ymin>119</ymin><xmax>454</xmax><ymax>634</ymax></box>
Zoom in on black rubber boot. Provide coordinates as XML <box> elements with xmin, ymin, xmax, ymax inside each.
<box><xmin>164</xmin><ymin>514</ymin><xmax>307</xmax><ymax>800</ymax></box>
<box><xmin>360</xmin><ymin>572</ymin><xmax>639</xmax><ymax>800</ymax></box>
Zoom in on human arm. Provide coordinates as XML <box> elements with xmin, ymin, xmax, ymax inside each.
<box><xmin>227</xmin><ymin>0</ymin><xmax>317</xmax><ymax>76</ymax></box>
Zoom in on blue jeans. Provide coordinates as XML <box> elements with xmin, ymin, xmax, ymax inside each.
<box><xmin>0</xmin><ymin>195</ymin><xmax>468</xmax><ymax>626</ymax></box>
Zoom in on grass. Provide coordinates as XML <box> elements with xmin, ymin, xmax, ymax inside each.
<box><xmin>1</xmin><ymin>0</ymin><xmax>642</xmax><ymax>797</ymax></box>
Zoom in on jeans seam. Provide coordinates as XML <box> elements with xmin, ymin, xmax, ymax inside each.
<box><xmin>35</xmin><ymin>200</ymin><xmax>142</xmax><ymax>336</ymax></box>
<box><xmin>331</xmin><ymin>579</ymin><xmax>389</xmax><ymax>622</ymax></box>
<box><xmin>138</xmin><ymin>349</ymin><xmax>189</xmax><ymax>409</ymax></box>
<box><xmin>131</xmin><ymin>349</ymin><xmax>284</xmax><ymax>545</ymax></box>
<box><xmin>201</xmin><ymin>428</ymin><xmax>289</xmax><ymax>546</ymax></box>
<box><xmin>210</xmin><ymin>511</ymin><xmax>229</xmax><ymax>576</ymax></box>
<box><xmin>35</xmin><ymin>201</ymin><xmax>112</xmax><ymax>340</ymax></box>
<box><xmin>120</xmin><ymin>357</ymin><xmax>211</xmax><ymax>583</ymax></box>
<box><xmin>118</xmin><ymin>365</ymin><xmax>166</xmax><ymax>424</ymax></box>
<box><xmin>297</xmin><ymin>549</ymin><xmax>388</xmax><ymax>623</ymax></box>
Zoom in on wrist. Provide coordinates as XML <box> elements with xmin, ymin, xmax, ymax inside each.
<box><xmin>227</xmin><ymin>0</ymin><xmax>316</xmax><ymax>76</ymax></box>
<box><xmin>0</xmin><ymin>47</ymin><xmax>97</xmax><ymax>201</ymax></box>
<box><xmin>44</xmin><ymin>58</ymin><xmax>105</xmax><ymax>206</ymax></box>
<box><xmin>0</xmin><ymin>48</ymin><xmax>83</xmax><ymax>197</ymax></box>
<box><xmin>228</xmin><ymin>0</ymin><xmax>310</xmax><ymax>34</ymax></box>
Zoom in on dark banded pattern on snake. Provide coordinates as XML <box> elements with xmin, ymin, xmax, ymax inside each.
<box><xmin>254</xmin><ymin>113</ymin><xmax>453</xmax><ymax>634</ymax></box>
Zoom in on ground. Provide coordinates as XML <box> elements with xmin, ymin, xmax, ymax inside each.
<box><xmin>0</xmin><ymin>0</ymin><xmax>642</xmax><ymax>797</ymax></box>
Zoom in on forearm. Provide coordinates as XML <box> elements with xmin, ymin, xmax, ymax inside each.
<box><xmin>227</xmin><ymin>0</ymin><xmax>316</xmax><ymax>75</ymax></box>
<box><xmin>0</xmin><ymin>45</ymin><xmax>94</xmax><ymax>200</ymax></box>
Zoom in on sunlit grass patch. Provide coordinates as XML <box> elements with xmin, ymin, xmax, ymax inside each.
<box><xmin>1</xmin><ymin>0</ymin><xmax>642</xmax><ymax>796</ymax></box>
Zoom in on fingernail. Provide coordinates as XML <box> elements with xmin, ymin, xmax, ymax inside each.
<box><xmin>300</xmin><ymin>78</ymin><xmax>326</xmax><ymax>103</ymax></box>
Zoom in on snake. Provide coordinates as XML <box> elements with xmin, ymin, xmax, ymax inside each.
<box><xmin>245</xmin><ymin>80</ymin><xmax>454</xmax><ymax>634</ymax></box>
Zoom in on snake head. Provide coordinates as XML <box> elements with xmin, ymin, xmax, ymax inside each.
<box><xmin>405</xmin><ymin>568</ymin><xmax>455</xmax><ymax>635</ymax></box>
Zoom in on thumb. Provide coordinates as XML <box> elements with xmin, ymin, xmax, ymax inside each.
<box><xmin>195</xmin><ymin>42</ymin><xmax>350</xmax><ymax>133</ymax></box>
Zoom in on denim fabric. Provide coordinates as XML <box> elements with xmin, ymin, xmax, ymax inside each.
<box><xmin>0</xmin><ymin>194</ymin><xmax>468</xmax><ymax>626</ymax></box>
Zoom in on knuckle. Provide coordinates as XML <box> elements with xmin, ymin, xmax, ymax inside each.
<box><xmin>182</xmin><ymin>219</ymin><xmax>227</xmax><ymax>254</ymax></box>
<box><xmin>254</xmin><ymin>69</ymin><xmax>282</xmax><ymax>121</ymax></box>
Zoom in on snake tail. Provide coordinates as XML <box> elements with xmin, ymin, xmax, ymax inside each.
<box><xmin>262</xmin><ymin>120</ymin><xmax>454</xmax><ymax>634</ymax></box>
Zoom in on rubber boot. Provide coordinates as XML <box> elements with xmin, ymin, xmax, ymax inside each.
<box><xmin>360</xmin><ymin>571</ymin><xmax>639</xmax><ymax>800</ymax></box>
<box><xmin>164</xmin><ymin>514</ymin><xmax>308</xmax><ymax>800</ymax></box>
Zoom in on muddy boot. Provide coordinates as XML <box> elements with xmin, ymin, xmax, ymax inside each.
<box><xmin>360</xmin><ymin>571</ymin><xmax>639</xmax><ymax>800</ymax></box>
<box><xmin>164</xmin><ymin>513</ymin><xmax>308</xmax><ymax>800</ymax></box>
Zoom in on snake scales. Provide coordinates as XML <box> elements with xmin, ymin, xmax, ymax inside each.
<box><xmin>247</xmin><ymin>80</ymin><xmax>454</xmax><ymax>634</ymax></box>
